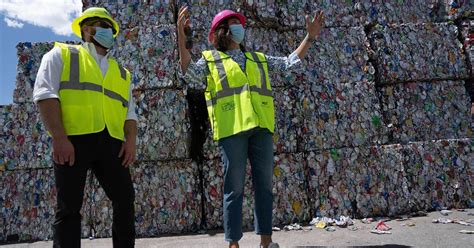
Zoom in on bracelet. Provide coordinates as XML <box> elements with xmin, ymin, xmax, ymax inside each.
<box><xmin>306</xmin><ymin>35</ymin><xmax>315</xmax><ymax>42</ymax></box>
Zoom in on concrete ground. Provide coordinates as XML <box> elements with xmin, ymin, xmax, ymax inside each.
<box><xmin>2</xmin><ymin>210</ymin><xmax>473</xmax><ymax>248</ymax></box>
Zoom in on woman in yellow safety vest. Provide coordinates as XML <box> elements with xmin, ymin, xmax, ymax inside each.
<box><xmin>177</xmin><ymin>6</ymin><xmax>324</xmax><ymax>248</ymax></box>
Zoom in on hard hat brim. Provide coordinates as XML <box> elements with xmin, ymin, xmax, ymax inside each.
<box><xmin>72</xmin><ymin>12</ymin><xmax>120</xmax><ymax>38</ymax></box>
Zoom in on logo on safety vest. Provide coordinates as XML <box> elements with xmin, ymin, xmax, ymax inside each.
<box><xmin>221</xmin><ymin>102</ymin><xmax>235</xmax><ymax>111</ymax></box>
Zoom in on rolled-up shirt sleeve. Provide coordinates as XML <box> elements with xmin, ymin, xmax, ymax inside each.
<box><xmin>126</xmin><ymin>88</ymin><xmax>137</xmax><ymax>121</ymax></box>
<box><xmin>33</xmin><ymin>46</ymin><xmax>63</xmax><ymax>103</ymax></box>
<box><xmin>178</xmin><ymin>57</ymin><xmax>208</xmax><ymax>90</ymax></box>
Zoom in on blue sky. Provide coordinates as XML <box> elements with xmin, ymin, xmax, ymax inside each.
<box><xmin>0</xmin><ymin>0</ymin><xmax>82</xmax><ymax>105</ymax></box>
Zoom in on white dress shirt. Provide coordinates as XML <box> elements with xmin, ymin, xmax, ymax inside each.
<box><xmin>33</xmin><ymin>42</ymin><xmax>137</xmax><ymax>121</ymax></box>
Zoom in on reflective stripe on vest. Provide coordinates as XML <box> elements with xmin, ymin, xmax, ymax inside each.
<box><xmin>59</xmin><ymin>46</ymin><xmax>129</xmax><ymax>107</ymax></box>
<box><xmin>56</xmin><ymin>42</ymin><xmax>131</xmax><ymax>141</ymax></box>
<box><xmin>205</xmin><ymin>51</ymin><xmax>273</xmax><ymax>107</ymax></box>
<box><xmin>203</xmin><ymin>50</ymin><xmax>275</xmax><ymax>140</ymax></box>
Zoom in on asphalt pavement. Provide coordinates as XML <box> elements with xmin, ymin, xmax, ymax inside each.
<box><xmin>2</xmin><ymin>210</ymin><xmax>473</xmax><ymax>248</ymax></box>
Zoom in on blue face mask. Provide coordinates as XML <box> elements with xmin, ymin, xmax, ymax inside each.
<box><xmin>93</xmin><ymin>27</ymin><xmax>114</xmax><ymax>49</ymax></box>
<box><xmin>229</xmin><ymin>24</ymin><xmax>245</xmax><ymax>44</ymax></box>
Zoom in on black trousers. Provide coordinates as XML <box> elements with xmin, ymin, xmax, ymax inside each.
<box><xmin>53</xmin><ymin>130</ymin><xmax>135</xmax><ymax>248</ymax></box>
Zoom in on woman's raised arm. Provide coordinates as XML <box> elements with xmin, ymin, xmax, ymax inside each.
<box><xmin>294</xmin><ymin>11</ymin><xmax>325</xmax><ymax>60</ymax></box>
<box><xmin>178</xmin><ymin>6</ymin><xmax>192</xmax><ymax>73</ymax></box>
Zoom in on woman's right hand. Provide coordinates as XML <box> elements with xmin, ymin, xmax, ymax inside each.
<box><xmin>177</xmin><ymin>6</ymin><xmax>192</xmax><ymax>73</ymax></box>
<box><xmin>177</xmin><ymin>6</ymin><xmax>190</xmax><ymax>44</ymax></box>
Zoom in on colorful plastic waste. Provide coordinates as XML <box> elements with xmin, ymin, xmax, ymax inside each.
<box><xmin>460</xmin><ymin>19</ymin><xmax>473</xmax><ymax>80</ymax></box>
<box><xmin>240</xmin><ymin>0</ymin><xmax>447</xmax><ymax>28</ymax></box>
<box><xmin>83</xmin><ymin>0</ymin><xmax>176</xmax><ymax>28</ymax></box>
<box><xmin>86</xmin><ymin>160</ymin><xmax>202</xmax><ymax>237</ymax></box>
<box><xmin>402</xmin><ymin>139</ymin><xmax>473</xmax><ymax>211</ymax></box>
<box><xmin>379</xmin><ymin>81</ymin><xmax>472</xmax><ymax>143</ymax></box>
<box><xmin>14</xmin><ymin>42</ymin><xmax>54</xmax><ymax>103</ymax></box>
<box><xmin>135</xmin><ymin>25</ymin><xmax>178</xmax><ymax>89</ymax></box>
<box><xmin>307</xmin><ymin>139</ymin><xmax>473</xmax><ymax>219</ymax></box>
<box><xmin>0</xmin><ymin>103</ymin><xmax>52</xmax><ymax>170</ymax></box>
<box><xmin>0</xmin><ymin>169</ymin><xmax>89</xmax><ymax>240</ymax></box>
<box><xmin>369</xmin><ymin>23</ymin><xmax>468</xmax><ymax>84</ymax></box>
<box><xmin>297</xmin><ymin>80</ymin><xmax>388</xmax><ymax>151</ymax></box>
<box><xmin>134</xmin><ymin>89</ymin><xmax>191</xmax><ymax>161</ymax></box>
<box><xmin>445</xmin><ymin>0</ymin><xmax>472</xmax><ymax>20</ymax></box>
<box><xmin>177</xmin><ymin>0</ymin><xmax>240</xmax><ymax>32</ymax></box>
<box><xmin>272</xmin><ymin>153</ymin><xmax>311</xmax><ymax>226</ymax></box>
<box><xmin>1</xmin><ymin>0</ymin><xmax>473</xmax><ymax>243</ymax></box>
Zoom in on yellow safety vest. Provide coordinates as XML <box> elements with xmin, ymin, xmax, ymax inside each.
<box><xmin>203</xmin><ymin>50</ymin><xmax>275</xmax><ymax>140</ymax></box>
<box><xmin>56</xmin><ymin>42</ymin><xmax>131</xmax><ymax>141</ymax></box>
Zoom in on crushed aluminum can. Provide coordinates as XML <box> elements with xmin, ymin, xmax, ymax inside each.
<box><xmin>440</xmin><ymin>210</ymin><xmax>453</xmax><ymax>216</ymax></box>
<box><xmin>283</xmin><ymin>223</ymin><xmax>303</xmax><ymax>231</ymax></box>
<box><xmin>432</xmin><ymin>218</ymin><xmax>453</xmax><ymax>224</ymax></box>
<box><xmin>371</xmin><ymin>229</ymin><xmax>392</xmax><ymax>234</ymax></box>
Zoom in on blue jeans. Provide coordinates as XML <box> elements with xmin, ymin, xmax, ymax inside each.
<box><xmin>218</xmin><ymin>127</ymin><xmax>274</xmax><ymax>242</ymax></box>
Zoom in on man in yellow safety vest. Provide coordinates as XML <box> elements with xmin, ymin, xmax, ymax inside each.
<box><xmin>33</xmin><ymin>7</ymin><xmax>136</xmax><ymax>248</ymax></box>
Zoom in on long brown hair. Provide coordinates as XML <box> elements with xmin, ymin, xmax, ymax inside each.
<box><xmin>212</xmin><ymin>20</ymin><xmax>246</xmax><ymax>52</ymax></box>
<box><xmin>212</xmin><ymin>22</ymin><xmax>232</xmax><ymax>52</ymax></box>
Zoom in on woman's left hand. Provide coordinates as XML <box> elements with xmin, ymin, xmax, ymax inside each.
<box><xmin>306</xmin><ymin>11</ymin><xmax>325</xmax><ymax>40</ymax></box>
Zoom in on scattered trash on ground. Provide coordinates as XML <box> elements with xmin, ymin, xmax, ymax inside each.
<box><xmin>361</xmin><ymin>218</ymin><xmax>374</xmax><ymax>224</ymax></box>
<box><xmin>440</xmin><ymin>210</ymin><xmax>453</xmax><ymax>216</ymax></box>
<box><xmin>283</xmin><ymin>223</ymin><xmax>303</xmax><ymax>231</ymax></box>
<box><xmin>432</xmin><ymin>218</ymin><xmax>453</xmax><ymax>224</ymax></box>
<box><xmin>375</xmin><ymin>221</ymin><xmax>392</xmax><ymax>231</ymax></box>
<box><xmin>371</xmin><ymin>229</ymin><xmax>392</xmax><ymax>235</ymax></box>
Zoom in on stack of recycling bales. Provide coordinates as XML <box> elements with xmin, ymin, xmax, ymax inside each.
<box><xmin>0</xmin><ymin>0</ymin><xmax>473</xmax><ymax>243</ymax></box>
<box><xmin>366</xmin><ymin>18</ymin><xmax>473</xmax><ymax>214</ymax></box>
<box><xmin>460</xmin><ymin>18</ymin><xmax>473</xmax><ymax>103</ymax></box>
<box><xmin>0</xmin><ymin>42</ymin><xmax>79</xmax><ymax>242</ymax></box>
<box><xmin>192</xmin><ymin>0</ymin><xmax>473</xmax><ymax>227</ymax></box>
<box><xmin>81</xmin><ymin>0</ymin><xmax>202</xmax><ymax>239</ymax></box>
<box><xmin>0</xmin><ymin>0</ymin><xmax>200</xmax><ymax>241</ymax></box>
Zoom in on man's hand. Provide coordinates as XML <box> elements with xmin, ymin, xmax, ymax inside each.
<box><xmin>120</xmin><ymin>120</ymin><xmax>137</xmax><ymax>167</ymax></box>
<box><xmin>52</xmin><ymin>136</ymin><xmax>75</xmax><ymax>166</ymax></box>
<box><xmin>306</xmin><ymin>11</ymin><xmax>325</xmax><ymax>40</ymax></box>
<box><xmin>119</xmin><ymin>139</ymin><xmax>136</xmax><ymax>167</ymax></box>
<box><xmin>38</xmin><ymin>99</ymin><xmax>74</xmax><ymax>166</ymax></box>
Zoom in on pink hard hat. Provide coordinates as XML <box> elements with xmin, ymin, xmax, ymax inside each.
<box><xmin>208</xmin><ymin>10</ymin><xmax>246</xmax><ymax>43</ymax></box>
